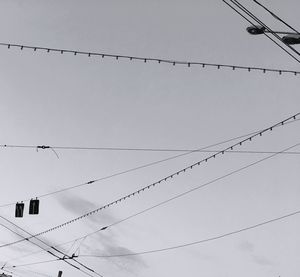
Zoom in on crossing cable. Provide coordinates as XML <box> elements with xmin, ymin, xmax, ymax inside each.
<box><xmin>13</xmin><ymin>201</ymin><xmax>300</xmax><ymax>262</ymax></box>
<box><xmin>0</xmin><ymin>215</ymin><xmax>104</xmax><ymax>277</ymax></box>
<box><xmin>223</xmin><ymin>0</ymin><xmax>300</xmax><ymax>63</ymax></box>
<box><xmin>228</xmin><ymin>0</ymin><xmax>300</xmax><ymax>59</ymax></box>
<box><xmin>7</xmin><ymin>166</ymin><xmax>300</xmax><ymax>263</ymax></box>
<box><xmin>0</xmin><ymin>42</ymin><xmax>299</xmax><ymax>75</ymax></box>
<box><xmin>4</xmin><ymin>141</ymin><xmax>300</xmax><ymax>266</ymax></box>
<box><xmin>227</xmin><ymin>0</ymin><xmax>300</xmax><ymax>61</ymax></box>
<box><xmin>0</xmin><ymin>115</ymin><xmax>299</xmax><ymax>210</ymax></box>
<box><xmin>1</xmin><ymin>134</ymin><xmax>260</xmax><ymax>208</ymax></box>
<box><xmin>252</xmin><ymin>0</ymin><xmax>300</xmax><ymax>34</ymax></box>
<box><xmin>0</xmin><ymin>220</ymin><xmax>92</xmax><ymax>277</ymax></box>
<box><xmin>0</xmin><ymin>132</ymin><xmax>268</xmax><ymax>208</ymax></box>
<box><xmin>3</xmin><ymin>119</ymin><xmax>300</xmax><ymax>209</ymax></box>
<box><xmin>0</xmin><ymin>112</ymin><xmax>299</xmax><ymax>251</ymax></box>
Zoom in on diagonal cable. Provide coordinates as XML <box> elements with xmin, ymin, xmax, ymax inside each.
<box><xmin>0</xmin><ymin>112</ymin><xmax>299</xmax><ymax>251</ymax></box>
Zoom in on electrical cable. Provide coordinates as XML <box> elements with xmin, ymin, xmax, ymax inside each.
<box><xmin>1</xmin><ymin>116</ymin><xmax>299</xmax><ymax>209</ymax></box>
<box><xmin>1</xmin><ymin>143</ymin><xmax>300</xmax><ymax>155</ymax></box>
<box><xmin>1</xmin><ymin>113</ymin><xmax>299</xmax><ymax>210</ymax></box>
<box><xmin>0</xmin><ymin>126</ymin><xmax>279</xmax><ymax>208</ymax></box>
<box><xmin>0</xmin><ymin>136</ymin><xmax>255</xmax><ymax>208</ymax></box>
<box><xmin>252</xmin><ymin>0</ymin><xmax>300</xmax><ymax>34</ymax></box>
<box><xmin>7</xmin><ymin>185</ymin><xmax>300</xmax><ymax>262</ymax></box>
<box><xmin>0</xmin><ymin>215</ymin><xmax>104</xmax><ymax>277</ymax></box>
<box><xmin>0</xmin><ymin>132</ymin><xmax>260</xmax><ymax>208</ymax></box>
<box><xmin>13</xmin><ymin>138</ymin><xmax>294</xmax><ymax>267</ymax></box>
<box><xmin>0</xmin><ymin>220</ymin><xmax>90</xmax><ymax>276</ymax></box>
<box><xmin>0</xmin><ymin>42</ymin><xmax>299</xmax><ymax>75</ymax></box>
<box><xmin>0</xmin><ymin>113</ymin><xmax>298</xmax><ymax>249</ymax></box>
<box><xmin>80</xmin><ymin>207</ymin><xmax>300</xmax><ymax>258</ymax></box>
<box><xmin>3</xmin><ymin>140</ymin><xmax>300</xmax><ymax>269</ymax></box>
<box><xmin>223</xmin><ymin>0</ymin><xmax>299</xmax><ymax>63</ymax></box>
<box><xmin>36</xmin><ymin>142</ymin><xmax>300</xmax><ymax>252</ymax></box>
<box><xmin>223</xmin><ymin>0</ymin><xmax>300</xmax><ymax>63</ymax></box>
<box><xmin>229</xmin><ymin>0</ymin><xmax>300</xmax><ymax>58</ymax></box>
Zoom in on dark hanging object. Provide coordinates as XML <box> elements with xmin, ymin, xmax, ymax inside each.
<box><xmin>15</xmin><ymin>202</ymin><xmax>25</xmax><ymax>218</ymax></box>
<box><xmin>29</xmin><ymin>198</ymin><xmax>39</xmax><ymax>215</ymax></box>
<box><xmin>246</xmin><ymin>25</ymin><xmax>266</xmax><ymax>35</ymax></box>
<box><xmin>57</xmin><ymin>271</ymin><xmax>63</xmax><ymax>277</ymax></box>
<box><xmin>282</xmin><ymin>34</ymin><xmax>300</xmax><ymax>45</ymax></box>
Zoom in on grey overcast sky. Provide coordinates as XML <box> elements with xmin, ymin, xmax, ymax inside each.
<box><xmin>0</xmin><ymin>1</ymin><xmax>299</xmax><ymax>277</ymax></box>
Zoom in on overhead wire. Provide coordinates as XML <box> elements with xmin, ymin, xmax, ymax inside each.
<box><xmin>0</xmin><ymin>131</ymin><xmax>262</xmax><ymax>208</ymax></box>
<box><xmin>0</xmin><ymin>215</ymin><xmax>104</xmax><ymax>277</ymax></box>
<box><xmin>1</xmin><ymin>114</ymin><xmax>299</xmax><ymax>209</ymax></box>
<box><xmin>80</xmin><ymin>207</ymin><xmax>300</xmax><ymax>258</ymax></box>
<box><xmin>229</xmin><ymin>0</ymin><xmax>300</xmax><ymax>58</ymax></box>
<box><xmin>5</xmin><ymin>141</ymin><xmax>300</xmax><ymax>268</ymax></box>
<box><xmin>252</xmin><ymin>0</ymin><xmax>300</xmax><ymax>34</ymax></box>
<box><xmin>1</xmin><ymin>143</ymin><xmax>300</xmax><ymax>155</ymax></box>
<box><xmin>223</xmin><ymin>0</ymin><xmax>300</xmax><ymax>63</ymax></box>
<box><xmin>0</xmin><ymin>220</ymin><xmax>89</xmax><ymax>276</ymax></box>
<box><xmin>0</xmin><ymin>124</ymin><xmax>287</xmax><ymax>208</ymax></box>
<box><xmin>1</xmin><ymin>112</ymin><xmax>299</xmax><ymax>252</ymax></box>
<box><xmin>0</xmin><ymin>117</ymin><xmax>299</xmax><ymax>209</ymax></box>
<box><xmin>0</xmin><ymin>42</ymin><xmax>299</xmax><ymax>75</ymax></box>
<box><xmin>7</xmin><ymin>175</ymin><xmax>300</xmax><ymax>262</ymax></box>
<box><xmin>223</xmin><ymin>0</ymin><xmax>298</xmax><ymax>63</ymax></box>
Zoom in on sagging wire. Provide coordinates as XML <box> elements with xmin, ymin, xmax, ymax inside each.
<box><xmin>0</xmin><ymin>42</ymin><xmax>299</xmax><ymax>75</ymax></box>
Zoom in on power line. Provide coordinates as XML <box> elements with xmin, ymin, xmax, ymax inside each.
<box><xmin>0</xmin><ymin>215</ymin><xmax>104</xmax><ymax>277</ymax></box>
<box><xmin>1</xmin><ymin>118</ymin><xmax>299</xmax><ymax>208</ymax></box>
<box><xmin>1</xmin><ymin>112</ymin><xmax>299</xmax><ymax>251</ymax></box>
<box><xmin>229</xmin><ymin>0</ymin><xmax>300</xmax><ymax>59</ymax></box>
<box><xmin>2</xmin><ymin>113</ymin><xmax>300</xmax><ymax>246</ymax></box>
<box><xmin>8</xmin><ymin>195</ymin><xmax>300</xmax><ymax>262</ymax></box>
<box><xmin>0</xmin><ymin>42</ymin><xmax>299</xmax><ymax>75</ymax></box>
<box><xmin>1</xmin><ymin>114</ymin><xmax>299</xmax><ymax>209</ymax></box>
<box><xmin>0</xmin><ymin>126</ymin><xmax>281</xmax><ymax>208</ymax></box>
<box><xmin>252</xmin><ymin>0</ymin><xmax>300</xmax><ymax>34</ymax></box>
<box><xmin>223</xmin><ymin>0</ymin><xmax>300</xmax><ymax>63</ymax></box>
<box><xmin>0</xmin><ymin>131</ymin><xmax>260</xmax><ymax>208</ymax></box>
<box><xmin>80</xmin><ymin>207</ymin><xmax>300</xmax><ymax>258</ymax></box>
<box><xmin>0</xmin><ymin>220</ymin><xmax>92</xmax><ymax>277</ymax></box>
<box><xmin>4</xmin><ymin>141</ymin><xmax>300</xmax><ymax>266</ymax></box>
<box><xmin>1</xmin><ymin>143</ymin><xmax>300</xmax><ymax>155</ymax></box>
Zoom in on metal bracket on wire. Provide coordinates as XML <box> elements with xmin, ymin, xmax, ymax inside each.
<box><xmin>36</xmin><ymin>145</ymin><xmax>60</xmax><ymax>159</ymax></box>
